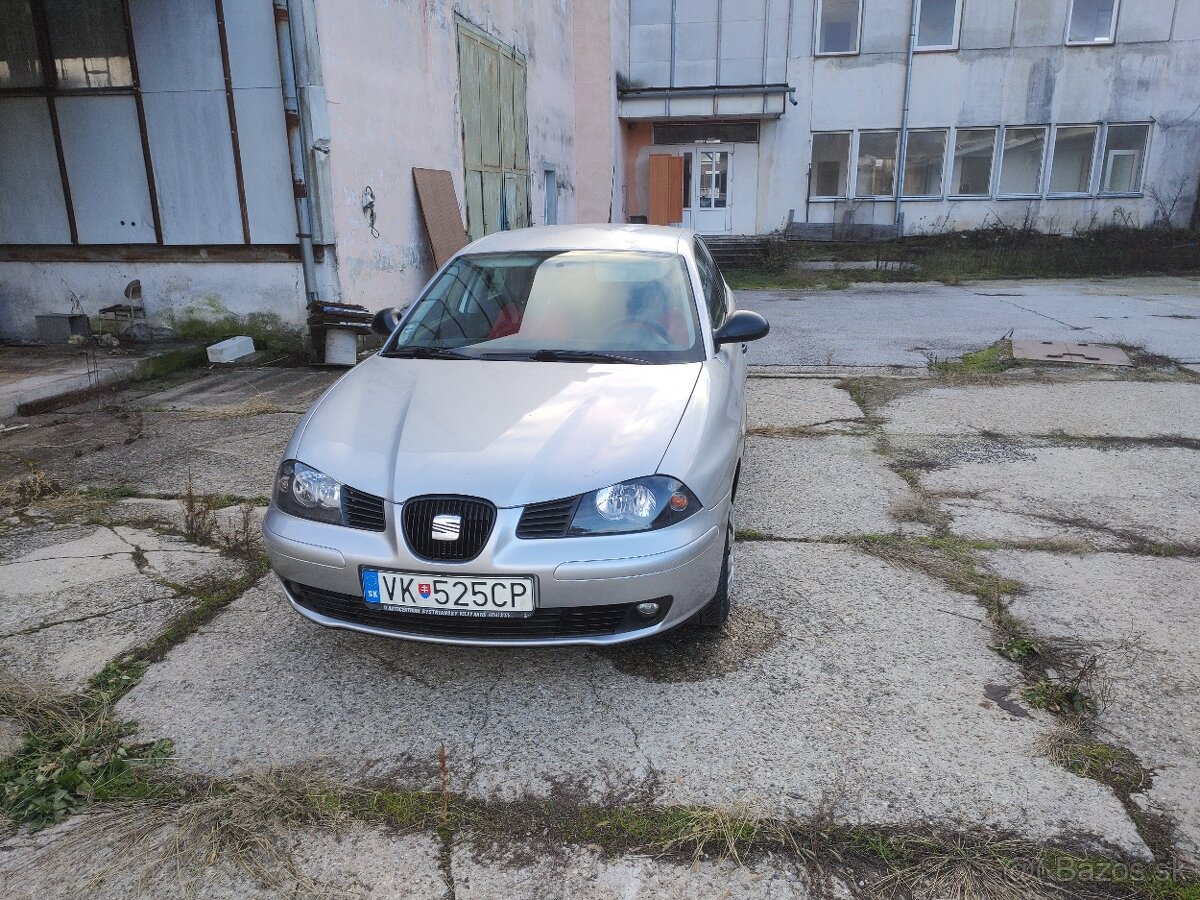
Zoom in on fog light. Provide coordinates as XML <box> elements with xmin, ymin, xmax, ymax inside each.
<box><xmin>635</xmin><ymin>601</ymin><xmax>660</xmax><ymax>618</ymax></box>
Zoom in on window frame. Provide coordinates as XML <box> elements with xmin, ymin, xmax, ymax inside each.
<box><xmin>1097</xmin><ymin>122</ymin><xmax>1151</xmax><ymax>197</ymax></box>
<box><xmin>809</xmin><ymin>130</ymin><xmax>853</xmax><ymax>200</ymax></box>
<box><xmin>853</xmin><ymin>129</ymin><xmax>900</xmax><ymax>200</ymax></box>
<box><xmin>1064</xmin><ymin>0</ymin><xmax>1121</xmax><ymax>46</ymax></box>
<box><xmin>1046</xmin><ymin>124</ymin><xmax>1100</xmax><ymax>197</ymax></box>
<box><xmin>900</xmin><ymin>128</ymin><xmax>949</xmax><ymax>199</ymax></box>
<box><xmin>693</xmin><ymin>237</ymin><xmax>729</xmax><ymax>335</ymax></box>
<box><xmin>914</xmin><ymin>0</ymin><xmax>964</xmax><ymax>52</ymax></box>
<box><xmin>948</xmin><ymin>126</ymin><xmax>999</xmax><ymax>199</ymax></box>
<box><xmin>996</xmin><ymin>125</ymin><xmax>1049</xmax><ymax>199</ymax></box>
<box><xmin>814</xmin><ymin>0</ymin><xmax>864</xmax><ymax>57</ymax></box>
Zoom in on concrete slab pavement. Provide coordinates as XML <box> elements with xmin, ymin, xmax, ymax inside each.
<box><xmin>739</xmin><ymin>277</ymin><xmax>1200</xmax><ymax>366</ymax></box>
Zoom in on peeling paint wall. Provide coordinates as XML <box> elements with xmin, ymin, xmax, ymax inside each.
<box><xmin>0</xmin><ymin>261</ymin><xmax>305</xmax><ymax>342</ymax></box>
<box><xmin>312</xmin><ymin>0</ymin><xmax>581</xmax><ymax>312</ymax></box>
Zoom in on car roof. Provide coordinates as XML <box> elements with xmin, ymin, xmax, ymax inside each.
<box><xmin>459</xmin><ymin>224</ymin><xmax>695</xmax><ymax>258</ymax></box>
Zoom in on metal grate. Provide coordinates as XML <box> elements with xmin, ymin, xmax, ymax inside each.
<box><xmin>287</xmin><ymin>581</ymin><xmax>670</xmax><ymax>640</ymax></box>
<box><xmin>342</xmin><ymin>486</ymin><xmax>387</xmax><ymax>532</ymax></box>
<box><xmin>515</xmin><ymin>496</ymin><xmax>580</xmax><ymax>539</ymax></box>
<box><xmin>401</xmin><ymin>495</ymin><xmax>496</xmax><ymax>562</ymax></box>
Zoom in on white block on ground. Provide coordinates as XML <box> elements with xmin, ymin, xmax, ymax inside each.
<box><xmin>206</xmin><ymin>335</ymin><xmax>256</xmax><ymax>364</ymax></box>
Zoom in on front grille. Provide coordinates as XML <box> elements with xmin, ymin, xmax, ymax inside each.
<box><xmin>342</xmin><ymin>486</ymin><xmax>386</xmax><ymax>531</ymax></box>
<box><xmin>516</xmin><ymin>496</ymin><xmax>580</xmax><ymax>539</ymax></box>
<box><xmin>401</xmin><ymin>495</ymin><xmax>496</xmax><ymax>562</ymax></box>
<box><xmin>287</xmin><ymin>581</ymin><xmax>671</xmax><ymax>640</ymax></box>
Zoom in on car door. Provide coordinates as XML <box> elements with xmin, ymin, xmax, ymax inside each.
<box><xmin>694</xmin><ymin>237</ymin><xmax>746</xmax><ymax>492</ymax></box>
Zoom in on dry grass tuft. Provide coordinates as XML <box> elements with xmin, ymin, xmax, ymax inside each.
<box><xmin>1038</xmin><ymin>724</ymin><xmax>1147</xmax><ymax>793</ymax></box>
<box><xmin>661</xmin><ymin>805</ymin><xmax>802</xmax><ymax>865</ymax></box>
<box><xmin>34</xmin><ymin>771</ymin><xmax>356</xmax><ymax>899</ymax></box>
<box><xmin>876</xmin><ymin>835</ymin><xmax>1069</xmax><ymax>900</ymax></box>
<box><xmin>181</xmin><ymin>399</ymin><xmax>296</xmax><ymax>420</ymax></box>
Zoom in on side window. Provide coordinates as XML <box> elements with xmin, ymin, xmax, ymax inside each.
<box><xmin>694</xmin><ymin>238</ymin><xmax>728</xmax><ymax>332</ymax></box>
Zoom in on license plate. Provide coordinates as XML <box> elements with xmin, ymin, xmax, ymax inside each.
<box><xmin>361</xmin><ymin>569</ymin><xmax>535</xmax><ymax>617</ymax></box>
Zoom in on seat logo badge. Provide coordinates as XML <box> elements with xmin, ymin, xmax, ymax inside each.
<box><xmin>431</xmin><ymin>514</ymin><xmax>462</xmax><ymax>541</ymax></box>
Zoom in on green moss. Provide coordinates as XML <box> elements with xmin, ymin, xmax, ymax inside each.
<box><xmin>929</xmin><ymin>340</ymin><xmax>1017</xmax><ymax>375</ymax></box>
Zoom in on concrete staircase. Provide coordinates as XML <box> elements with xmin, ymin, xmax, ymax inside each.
<box><xmin>700</xmin><ymin>235</ymin><xmax>772</xmax><ymax>271</ymax></box>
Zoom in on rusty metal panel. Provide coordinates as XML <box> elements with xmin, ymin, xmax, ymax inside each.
<box><xmin>1012</xmin><ymin>340</ymin><xmax>1133</xmax><ymax>366</ymax></box>
<box><xmin>412</xmin><ymin>168</ymin><xmax>468</xmax><ymax>269</ymax></box>
<box><xmin>56</xmin><ymin>95</ymin><xmax>156</xmax><ymax>244</ymax></box>
<box><xmin>232</xmin><ymin>87</ymin><xmax>296</xmax><ymax>244</ymax></box>
<box><xmin>0</xmin><ymin>97</ymin><xmax>71</xmax><ymax>244</ymax></box>
<box><xmin>142</xmin><ymin>90</ymin><xmax>242</xmax><ymax>245</ymax></box>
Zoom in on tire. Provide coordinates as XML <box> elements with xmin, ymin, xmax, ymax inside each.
<box><xmin>698</xmin><ymin>508</ymin><xmax>734</xmax><ymax>630</ymax></box>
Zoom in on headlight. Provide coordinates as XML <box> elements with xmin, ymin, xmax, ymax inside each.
<box><xmin>568</xmin><ymin>476</ymin><xmax>701</xmax><ymax>536</ymax></box>
<box><xmin>275</xmin><ymin>460</ymin><xmax>343</xmax><ymax>525</ymax></box>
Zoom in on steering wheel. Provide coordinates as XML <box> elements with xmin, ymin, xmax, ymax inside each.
<box><xmin>602</xmin><ymin>319</ymin><xmax>672</xmax><ymax>345</ymax></box>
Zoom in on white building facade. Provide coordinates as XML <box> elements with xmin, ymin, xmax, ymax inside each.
<box><xmin>621</xmin><ymin>0</ymin><xmax>1200</xmax><ymax>236</ymax></box>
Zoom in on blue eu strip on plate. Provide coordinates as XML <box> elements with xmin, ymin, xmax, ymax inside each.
<box><xmin>361</xmin><ymin>569</ymin><xmax>381</xmax><ymax>604</ymax></box>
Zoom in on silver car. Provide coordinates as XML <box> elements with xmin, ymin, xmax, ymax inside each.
<box><xmin>264</xmin><ymin>225</ymin><xmax>769</xmax><ymax>646</ymax></box>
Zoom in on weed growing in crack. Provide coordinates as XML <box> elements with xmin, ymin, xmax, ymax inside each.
<box><xmin>0</xmin><ymin>670</ymin><xmax>172</xmax><ymax>828</ymax></box>
<box><xmin>929</xmin><ymin>340</ymin><xmax>1018</xmax><ymax>377</ymax></box>
<box><xmin>1039</xmin><ymin>726</ymin><xmax>1147</xmax><ymax>794</ymax></box>
<box><xmin>995</xmin><ymin>636</ymin><xmax>1041</xmax><ymax>662</ymax></box>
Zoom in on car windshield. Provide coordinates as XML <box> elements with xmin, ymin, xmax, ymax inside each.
<box><xmin>385</xmin><ymin>250</ymin><xmax>703</xmax><ymax>364</ymax></box>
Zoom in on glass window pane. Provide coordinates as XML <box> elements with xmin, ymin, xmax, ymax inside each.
<box><xmin>1101</xmin><ymin>124</ymin><xmax>1149</xmax><ymax>193</ymax></box>
<box><xmin>999</xmin><ymin>127</ymin><xmax>1046</xmax><ymax>195</ymax></box>
<box><xmin>819</xmin><ymin>0</ymin><xmax>861</xmax><ymax>54</ymax></box>
<box><xmin>1048</xmin><ymin>126</ymin><xmax>1098</xmax><ymax>193</ymax></box>
<box><xmin>812</xmin><ymin>132</ymin><xmax>850</xmax><ymax>197</ymax></box>
<box><xmin>44</xmin><ymin>0</ymin><xmax>132</xmax><ymax>89</ymax></box>
<box><xmin>917</xmin><ymin>0</ymin><xmax>959</xmax><ymax>48</ymax></box>
<box><xmin>903</xmin><ymin>130</ymin><xmax>947</xmax><ymax>197</ymax></box>
<box><xmin>682</xmin><ymin>153</ymin><xmax>693</xmax><ymax>210</ymax></box>
<box><xmin>1068</xmin><ymin>0</ymin><xmax>1117</xmax><ymax>43</ymax></box>
<box><xmin>951</xmin><ymin>128</ymin><xmax>995</xmax><ymax>196</ymax></box>
<box><xmin>0</xmin><ymin>0</ymin><xmax>43</xmax><ymax>88</ymax></box>
<box><xmin>699</xmin><ymin>151</ymin><xmax>728</xmax><ymax>209</ymax></box>
<box><xmin>856</xmin><ymin>131</ymin><xmax>898</xmax><ymax>197</ymax></box>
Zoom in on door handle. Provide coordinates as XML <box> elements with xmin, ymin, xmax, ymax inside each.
<box><xmin>741</xmin><ymin>343</ymin><xmax>748</xmax><ymax>354</ymax></box>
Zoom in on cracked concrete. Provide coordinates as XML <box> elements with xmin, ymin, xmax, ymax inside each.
<box><xmin>0</xmin><ymin>524</ymin><xmax>226</xmax><ymax>689</ymax></box>
<box><xmin>987</xmin><ymin>550</ymin><xmax>1200</xmax><ymax>867</ymax></box>
<box><xmin>738</xmin><ymin>435</ymin><xmax>913</xmax><ymax>538</ymax></box>
<box><xmin>116</xmin><ymin>546</ymin><xmax>1147</xmax><ymax>857</ymax></box>
<box><xmin>454</xmin><ymin>838</ymin><xmax>826</xmax><ymax>899</ymax></box>
<box><xmin>746</xmin><ymin>377</ymin><xmax>866</xmax><ymax>432</ymax></box>
<box><xmin>0</xmin><ymin>816</ymin><xmax>446</xmax><ymax>900</ymax></box>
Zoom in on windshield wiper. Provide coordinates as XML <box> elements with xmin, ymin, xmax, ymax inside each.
<box><xmin>479</xmin><ymin>349</ymin><xmax>650</xmax><ymax>365</ymax></box>
<box><xmin>381</xmin><ymin>346</ymin><xmax>474</xmax><ymax>360</ymax></box>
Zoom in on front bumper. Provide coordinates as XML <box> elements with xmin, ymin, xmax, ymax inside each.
<box><xmin>263</xmin><ymin>498</ymin><xmax>727</xmax><ymax>647</ymax></box>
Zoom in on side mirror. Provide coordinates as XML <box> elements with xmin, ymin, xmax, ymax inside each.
<box><xmin>713</xmin><ymin>310</ymin><xmax>769</xmax><ymax>347</ymax></box>
<box><xmin>371</xmin><ymin>306</ymin><xmax>405</xmax><ymax>338</ymax></box>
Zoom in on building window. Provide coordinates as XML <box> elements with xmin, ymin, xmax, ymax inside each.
<box><xmin>855</xmin><ymin>131</ymin><xmax>899</xmax><ymax>198</ymax></box>
<box><xmin>811</xmin><ymin>132</ymin><xmax>851</xmax><ymax>198</ymax></box>
<box><xmin>1048</xmin><ymin>125</ymin><xmax>1098</xmax><ymax>194</ymax></box>
<box><xmin>816</xmin><ymin>0</ymin><xmax>862</xmax><ymax>55</ymax></box>
<box><xmin>0</xmin><ymin>0</ymin><xmax>43</xmax><ymax>88</ymax></box>
<box><xmin>902</xmin><ymin>129</ymin><xmax>947</xmax><ymax>197</ymax></box>
<box><xmin>951</xmin><ymin>128</ymin><xmax>996</xmax><ymax>196</ymax></box>
<box><xmin>1067</xmin><ymin>0</ymin><xmax>1119</xmax><ymax>44</ymax></box>
<box><xmin>542</xmin><ymin>166</ymin><xmax>557</xmax><ymax>225</ymax></box>
<box><xmin>1100</xmin><ymin>124</ymin><xmax>1149</xmax><ymax>194</ymax></box>
<box><xmin>43</xmin><ymin>0</ymin><xmax>133</xmax><ymax>89</ymax></box>
<box><xmin>998</xmin><ymin>127</ymin><xmax>1047</xmax><ymax>196</ymax></box>
<box><xmin>916</xmin><ymin>0</ymin><xmax>963</xmax><ymax>51</ymax></box>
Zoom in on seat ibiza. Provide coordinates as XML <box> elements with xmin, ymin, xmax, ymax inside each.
<box><xmin>264</xmin><ymin>225</ymin><xmax>768</xmax><ymax>646</ymax></box>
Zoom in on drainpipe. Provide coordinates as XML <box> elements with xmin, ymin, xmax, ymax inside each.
<box><xmin>893</xmin><ymin>0</ymin><xmax>919</xmax><ymax>234</ymax></box>
<box><xmin>274</xmin><ymin>0</ymin><xmax>319</xmax><ymax>304</ymax></box>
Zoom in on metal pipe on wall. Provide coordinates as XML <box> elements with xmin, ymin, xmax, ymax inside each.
<box><xmin>894</xmin><ymin>0</ymin><xmax>920</xmax><ymax>231</ymax></box>
<box><xmin>273</xmin><ymin>0</ymin><xmax>319</xmax><ymax>304</ymax></box>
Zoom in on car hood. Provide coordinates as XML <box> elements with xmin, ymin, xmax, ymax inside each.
<box><xmin>293</xmin><ymin>355</ymin><xmax>703</xmax><ymax>507</ymax></box>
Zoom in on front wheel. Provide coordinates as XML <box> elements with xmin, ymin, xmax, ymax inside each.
<box><xmin>698</xmin><ymin>509</ymin><xmax>734</xmax><ymax>630</ymax></box>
